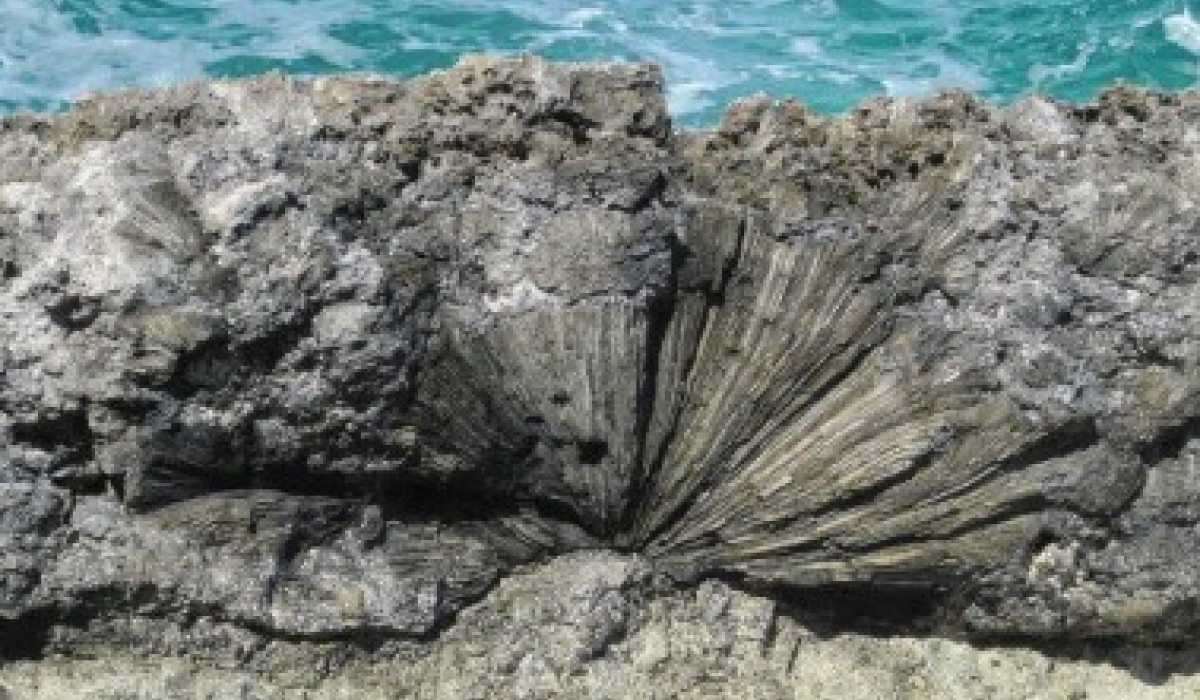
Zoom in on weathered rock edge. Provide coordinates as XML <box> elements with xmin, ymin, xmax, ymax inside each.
<box><xmin>5</xmin><ymin>551</ymin><xmax>1200</xmax><ymax>700</ymax></box>
<box><xmin>1</xmin><ymin>55</ymin><xmax>1199</xmax><ymax>662</ymax></box>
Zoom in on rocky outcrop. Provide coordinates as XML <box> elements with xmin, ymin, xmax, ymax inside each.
<box><xmin>1</xmin><ymin>56</ymin><xmax>1199</xmax><ymax>691</ymax></box>
<box><xmin>6</xmin><ymin>551</ymin><xmax>1200</xmax><ymax>700</ymax></box>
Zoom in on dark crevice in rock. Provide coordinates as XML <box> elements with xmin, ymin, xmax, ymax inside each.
<box><xmin>232</xmin><ymin>312</ymin><xmax>319</xmax><ymax>377</ymax></box>
<box><xmin>50</xmin><ymin>471</ymin><xmax>123</xmax><ymax>499</ymax></box>
<box><xmin>1138</xmin><ymin>413</ymin><xmax>1200</xmax><ymax>465</ymax></box>
<box><xmin>125</xmin><ymin>459</ymin><xmax>252</xmax><ymax>511</ymax></box>
<box><xmin>612</xmin><ymin>170</ymin><xmax>669</xmax><ymax>214</ymax></box>
<box><xmin>620</xmin><ymin>235</ymin><xmax>685</xmax><ymax>541</ymax></box>
<box><xmin>628</xmin><ymin>219</ymin><xmax>747</xmax><ymax>548</ymax></box>
<box><xmin>529</xmin><ymin>109</ymin><xmax>600</xmax><ymax>146</ymax></box>
<box><xmin>33</xmin><ymin>600</ymin><xmax>411</xmax><ymax>657</ymax></box>
<box><xmin>375</xmin><ymin>475</ymin><xmax>533</xmax><ymax>525</ymax></box>
<box><xmin>696</xmin><ymin>566</ymin><xmax>953</xmax><ymax>637</ymax></box>
<box><xmin>575</xmin><ymin>440</ymin><xmax>609</xmax><ymax>466</ymax></box>
<box><xmin>127</xmin><ymin>458</ymin><xmax>537</xmax><ymax>527</ymax></box>
<box><xmin>44</xmin><ymin>294</ymin><xmax>101</xmax><ymax>332</ymax></box>
<box><xmin>157</xmin><ymin>330</ymin><xmax>233</xmax><ymax>400</ymax></box>
<box><xmin>775</xmin><ymin>583</ymin><xmax>949</xmax><ymax>637</ymax></box>
<box><xmin>275</xmin><ymin>504</ymin><xmax>360</xmax><ymax>565</ymax></box>
<box><xmin>229</xmin><ymin>190</ymin><xmax>302</xmax><ymax>238</ymax></box>
<box><xmin>231</xmin><ymin>616</ymin><xmax>412</xmax><ymax>649</ymax></box>
<box><xmin>524</xmin><ymin>495</ymin><xmax>591</xmax><ymax>533</ymax></box>
<box><xmin>11</xmin><ymin>408</ymin><xmax>95</xmax><ymax>467</ymax></box>
<box><xmin>0</xmin><ymin>610</ymin><xmax>55</xmax><ymax>661</ymax></box>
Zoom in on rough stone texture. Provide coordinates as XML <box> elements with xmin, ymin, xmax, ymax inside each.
<box><xmin>1</xmin><ymin>56</ymin><xmax>1200</xmax><ymax>694</ymax></box>
<box><xmin>4</xmin><ymin>552</ymin><xmax>1200</xmax><ymax>699</ymax></box>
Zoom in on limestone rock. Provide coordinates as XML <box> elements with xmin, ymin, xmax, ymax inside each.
<box><xmin>4</xmin><ymin>552</ymin><xmax>1200</xmax><ymax>699</ymax></box>
<box><xmin>1</xmin><ymin>56</ymin><xmax>1199</xmax><ymax>688</ymax></box>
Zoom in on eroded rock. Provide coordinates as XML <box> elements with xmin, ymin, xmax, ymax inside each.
<box><xmin>1</xmin><ymin>58</ymin><xmax>1199</xmax><ymax>672</ymax></box>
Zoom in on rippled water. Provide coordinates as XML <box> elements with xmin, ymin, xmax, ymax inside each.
<box><xmin>2</xmin><ymin>1</ymin><xmax>1199</xmax><ymax>125</ymax></box>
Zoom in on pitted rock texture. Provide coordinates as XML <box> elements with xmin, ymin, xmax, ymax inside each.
<box><xmin>1</xmin><ymin>55</ymin><xmax>1200</xmax><ymax>669</ymax></box>
<box><xmin>4</xmin><ymin>552</ymin><xmax>1200</xmax><ymax>700</ymax></box>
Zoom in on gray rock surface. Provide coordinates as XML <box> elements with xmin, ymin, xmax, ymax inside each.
<box><xmin>1</xmin><ymin>56</ymin><xmax>1199</xmax><ymax>694</ymax></box>
<box><xmin>4</xmin><ymin>552</ymin><xmax>1200</xmax><ymax>699</ymax></box>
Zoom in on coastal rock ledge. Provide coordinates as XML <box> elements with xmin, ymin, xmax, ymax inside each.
<box><xmin>2</xmin><ymin>56</ymin><xmax>1200</xmax><ymax>697</ymax></box>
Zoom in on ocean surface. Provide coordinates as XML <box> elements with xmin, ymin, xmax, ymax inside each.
<box><xmin>2</xmin><ymin>1</ymin><xmax>1200</xmax><ymax>125</ymax></box>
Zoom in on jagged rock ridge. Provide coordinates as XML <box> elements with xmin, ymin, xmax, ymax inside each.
<box><xmin>1</xmin><ymin>56</ymin><xmax>1199</xmax><ymax>661</ymax></box>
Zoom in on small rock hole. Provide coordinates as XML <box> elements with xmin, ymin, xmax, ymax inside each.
<box><xmin>577</xmin><ymin>440</ymin><xmax>608</xmax><ymax>465</ymax></box>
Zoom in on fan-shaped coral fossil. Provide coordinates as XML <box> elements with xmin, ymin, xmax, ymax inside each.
<box><xmin>2</xmin><ymin>57</ymin><xmax>1199</xmax><ymax>656</ymax></box>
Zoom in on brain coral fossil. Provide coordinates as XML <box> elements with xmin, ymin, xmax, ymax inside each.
<box><xmin>1</xmin><ymin>56</ymin><xmax>1199</xmax><ymax>645</ymax></box>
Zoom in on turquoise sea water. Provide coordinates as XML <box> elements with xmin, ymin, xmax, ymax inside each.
<box><xmin>2</xmin><ymin>1</ymin><xmax>1200</xmax><ymax>125</ymax></box>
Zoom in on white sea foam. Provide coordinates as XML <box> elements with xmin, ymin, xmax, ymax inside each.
<box><xmin>0</xmin><ymin>0</ymin><xmax>371</xmax><ymax>107</ymax></box>
<box><xmin>879</xmin><ymin>57</ymin><xmax>989</xmax><ymax>99</ymax></box>
<box><xmin>790</xmin><ymin>32</ymin><xmax>987</xmax><ymax>100</ymax></box>
<box><xmin>789</xmin><ymin>37</ymin><xmax>827</xmax><ymax>61</ymax></box>
<box><xmin>1029</xmin><ymin>36</ymin><xmax>1098</xmax><ymax>87</ymax></box>
<box><xmin>561</xmin><ymin>7</ymin><xmax>607</xmax><ymax>28</ymax></box>
<box><xmin>629</xmin><ymin>37</ymin><xmax>743</xmax><ymax>117</ymax></box>
<box><xmin>1165</xmin><ymin>10</ymin><xmax>1200</xmax><ymax>55</ymax></box>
